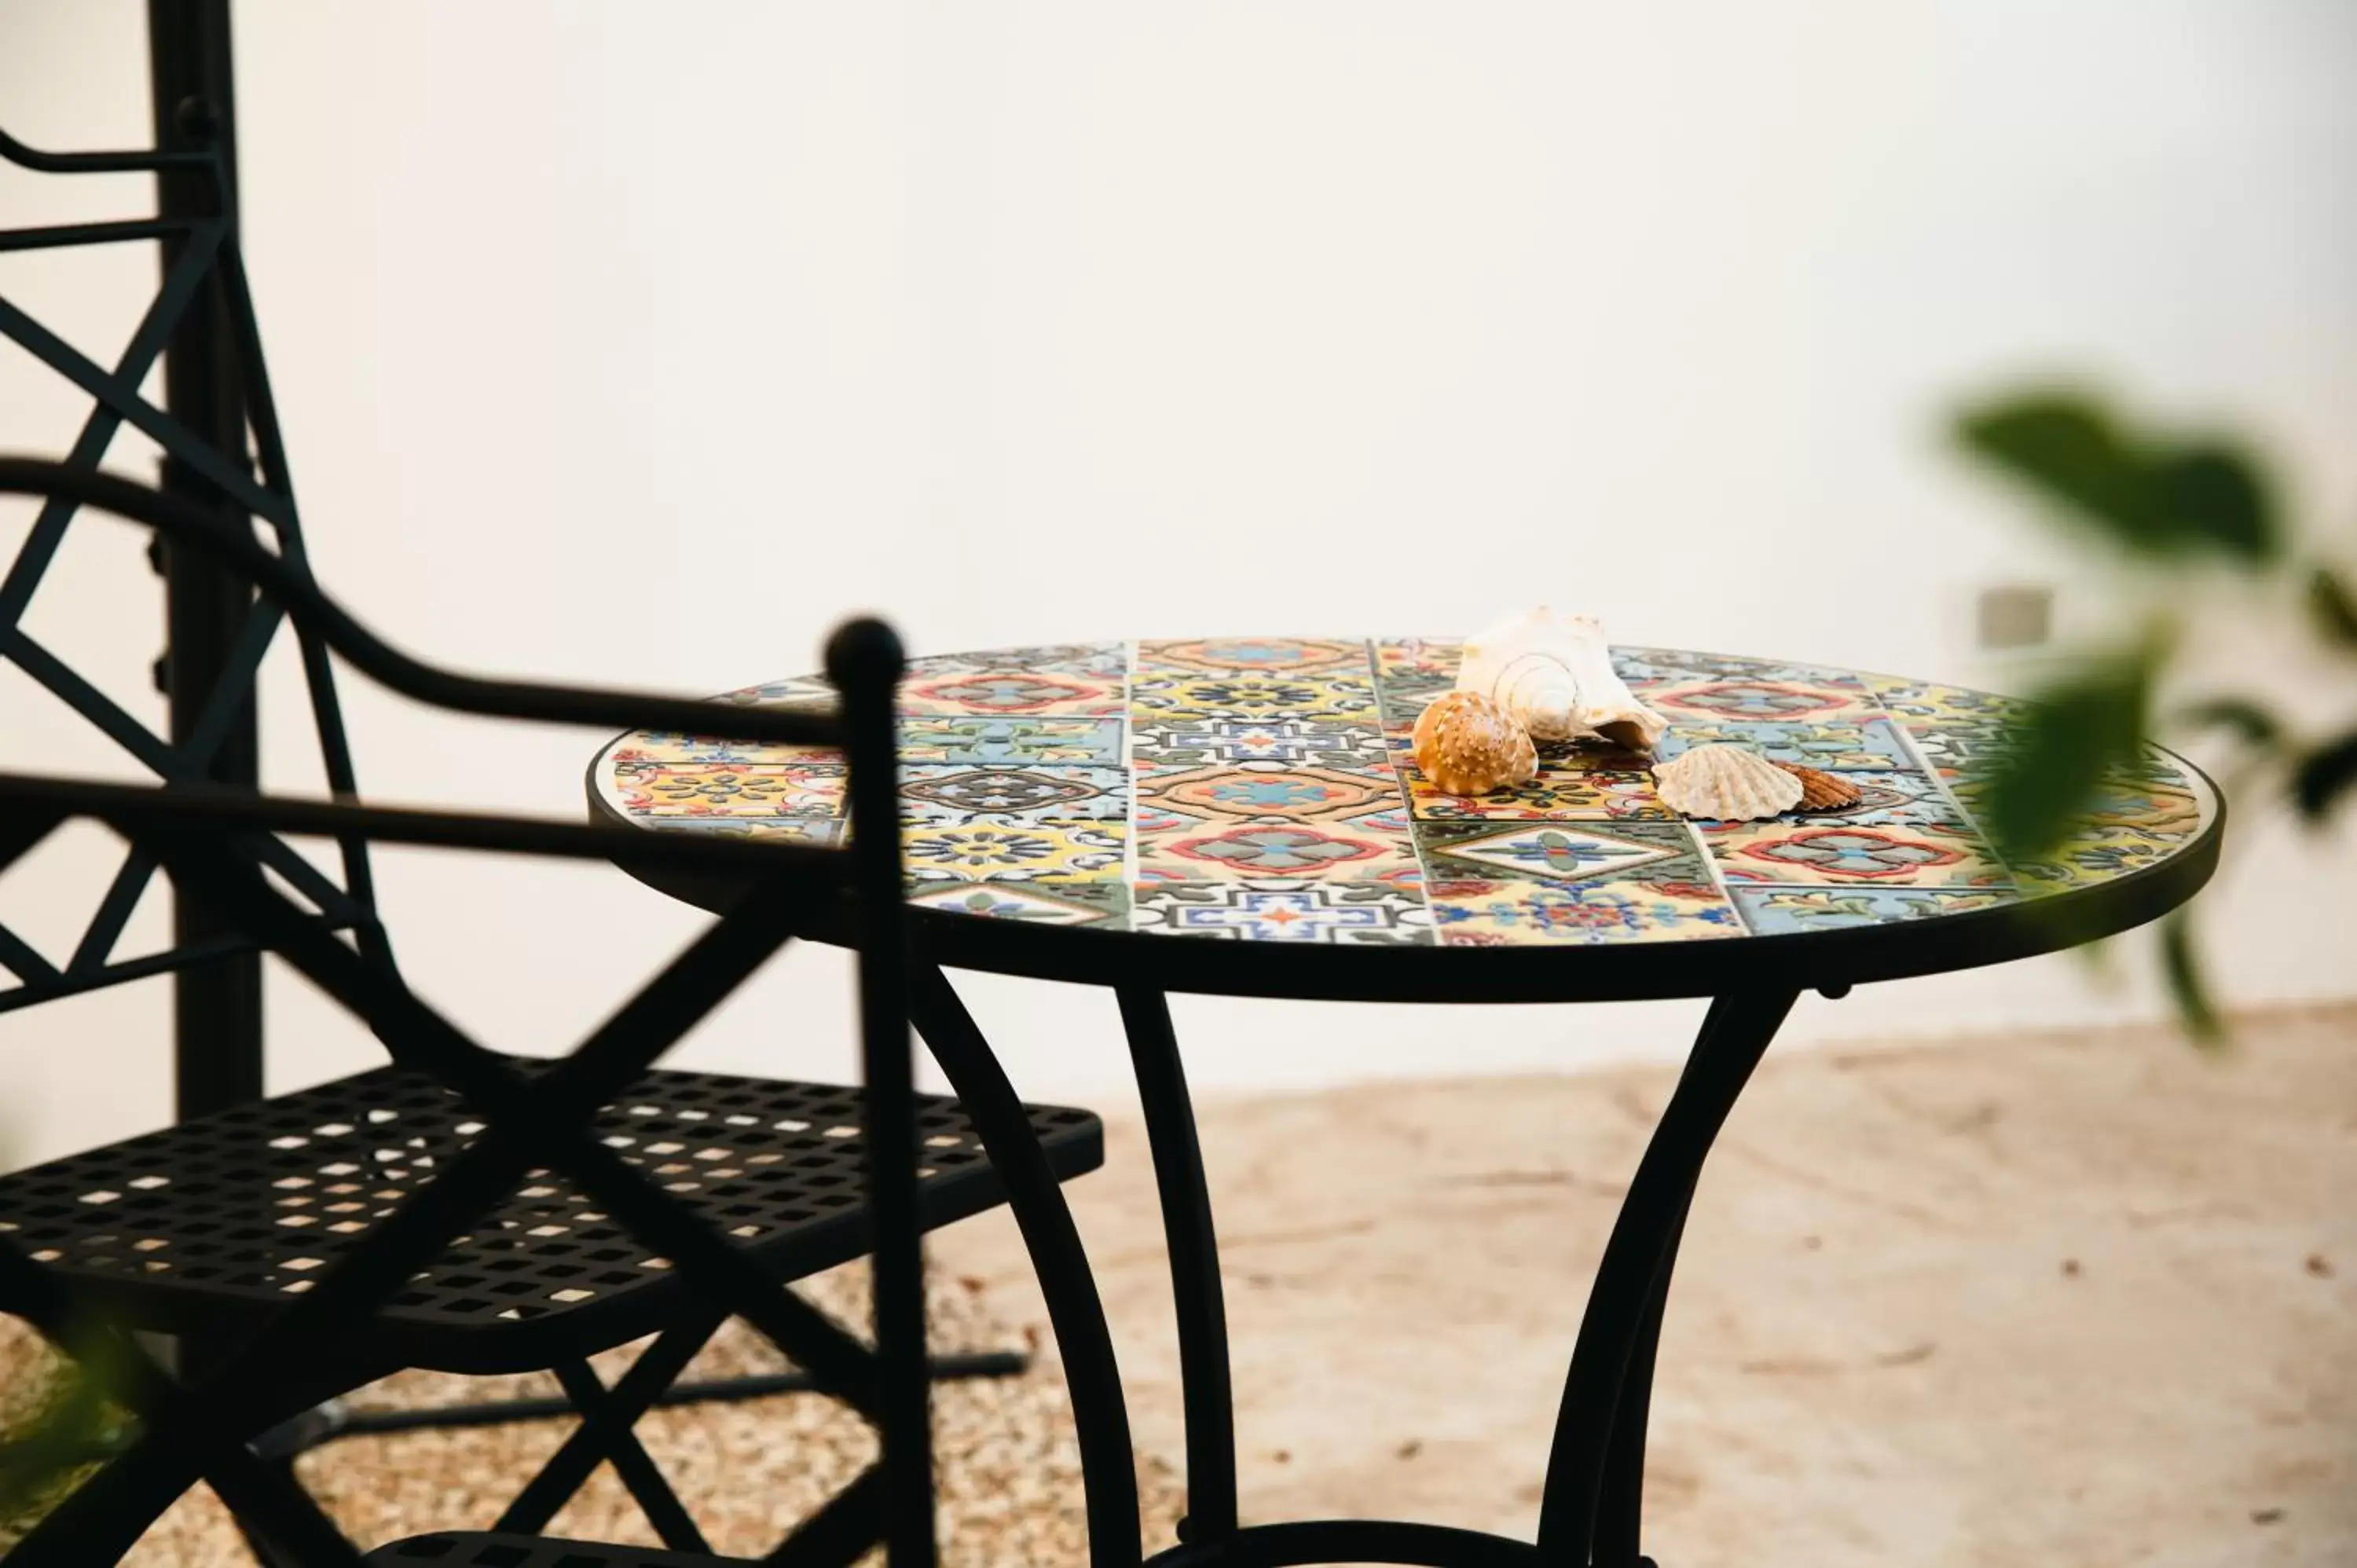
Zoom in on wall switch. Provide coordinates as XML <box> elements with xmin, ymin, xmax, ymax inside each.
<box><xmin>1976</xmin><ymin>584</ymin><xmax>2053</xmax><ymax>650</ymax></box>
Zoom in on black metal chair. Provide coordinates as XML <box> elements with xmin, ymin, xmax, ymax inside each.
<box><xmin>0</xmin><ymin>110</ymin><xmax>388</xmax><ymax>1046</ymax></box>
<box><xmin>0</xmin><ymin>100</ymin><xmax>1099</xmax><ymax>1548</ymax></box>
<box><xmin>0</xmin><ymin>463</ymin><xmax>1105</xmax><ymax>1565</ymax></box>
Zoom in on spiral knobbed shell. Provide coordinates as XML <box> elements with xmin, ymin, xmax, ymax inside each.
<box><xmin>1412</xmin><ymin>691</ymin><xmax>1539</xmax><ymax>797</ymax></box>
<box><xmin>1651</xmin><ymin>743</ymin><xmax>1803</xmax><ymax>820</ymax></box>
<box><xmin>1457</xmin><ymin>606</ymin><xmax>1668</xmax><ymax>751</ymax></box>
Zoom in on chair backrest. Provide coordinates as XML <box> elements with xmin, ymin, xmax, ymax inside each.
<box><xmin>0</xmin><ymin>461</ymin><xmax>937</xmax><ymax>1568</ymax></box>
<box><xmin>0</xmin><ymin>114</ymin><xmax>385</xmax><ymax>1017</ymax></box>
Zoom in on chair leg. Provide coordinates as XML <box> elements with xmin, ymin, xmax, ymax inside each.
<box><xmin>549</xmin><ymin>1357</ymin><xmax>711</xmax><ymax>1555</ymax></box>
<box><xmin>496</xmin><ymin>1312</ymin><xmax>728</xmax><ymax>1533</ymax></box>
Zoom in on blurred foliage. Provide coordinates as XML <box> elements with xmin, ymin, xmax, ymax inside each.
<box><xmin>1955</xmin><ymin>388</ymin><xmax>2357</xmax><ymax>1042</ymax></box>
<box><xmin>0</xmin><ymin>1329</ymin><xmax>122</xmax><ymax>1540</ymax></box>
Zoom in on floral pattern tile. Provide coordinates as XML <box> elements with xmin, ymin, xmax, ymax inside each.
<box><xmin>1131</xmin><ymin>879</ymin><xmax>1433</xmax><ymax>943</ymax></box>
<box><xmin>594</xmin><ymin>639</ymin><xmax>2212</xmax><ymax>944</ymax></box>
<box><xmin>1707</xmin><ymin>820</ymin><xmax>2014</xmax><ymax>889</ymax></box>
<box><xmin>1131</xmin><ymin>720</ymin><xmax>1393</xmax><ymax>773</ymax></box>
<box><xmin>1430</xmin><ymin>877</ymin><xmax>1743</xmax><ymax>947</ymax></box>
<box><xmin>609</xmin><ymin>761</ymin><xmax>846</xmax><ymax>819</ymax></box>
<box><xmin>1131</xmin><ymin>673</ymin><xmax>1381</xmax><ymax>725</ymax></box>
<box><xmin>899</xmin><ymin>764</ymin><xmax>1127</xmax><ymax>826</ymax></box>
<box><xmin>902</xmin><ymin>823</ymin><xmax>1125</xmax><ymax>882</ymax></box>
<box><xmin>1654</xmin><ymin>718</ymin><xmax>1918</xmax><ymax>771</ymax></box>
<box><xmin>1732</xmin><ymin>886</ymin><xmax>2018</xmax><ymax>934</ymax></box>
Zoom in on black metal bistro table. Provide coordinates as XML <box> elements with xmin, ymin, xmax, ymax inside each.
<box><xmin>588</xmin><ymin>635</ymin><xmax>2222</xmax><ymax>1568</ymax></box>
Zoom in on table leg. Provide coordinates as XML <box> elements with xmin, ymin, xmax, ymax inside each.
<box><xmin>909</xmin><ymin>962</ymin><xmax>1145</xmax><ymax>1568</ymax></box>
<box><xmin>1116</xmin><ymin>987</ymin><xmax>1238</xmax><ymax>1545</ymax></box>
<box><xmin>1536</xmin><ymin>989</ymin><xmax>1799</xmax><ymax>1566</ymax></box>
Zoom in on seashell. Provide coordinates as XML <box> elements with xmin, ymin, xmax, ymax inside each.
<box><xmin>1772</xmin><ymin>761</ymin><xmax>1861</xmax><ymax>812</ymax></box>
<box><xmin>1456</xmin><ymin>607</ymin><xmax>1668</xmax><ymax>752</ymax></box>
<box><xmin>1651</xmin><ymin>743</ymin><xmax>1803</xmax><ymax>821</ymax></box>
<box><xmin>1412</xmin><ymin>691</ymin><xmax>1539</xmax><ymax>797</ymax></box>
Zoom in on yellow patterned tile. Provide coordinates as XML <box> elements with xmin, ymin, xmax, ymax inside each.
<box><xmin>899</xmin><ymin>667</ymin><xmax>1124</xmax><ymax>716</ymax></box>
<box><xmin>1647</xmin><ymin>676</ymin><xmax>1877</xmax><ymax>724</ymax></box>
<box><xmin>1705</xmin><ymin>819</ymin><xmax>2013</xmax><ymax>888</ymax></box>
<box><xmin>1137</xmin><ymin>637</ymin><xmax>1369</xmax><ymax>676</ymax></box>
<box><xmin>902</xmin><ymin>823</ymin><xmax>1125</xmax><ymax>882</ymax></box>
<box><xmin>1135</xmin><ymin>819</ymin><xmax>1418</xmax><ymax>884</ymax></box>
<box><xmin>2011</xmin><ymin>825</ymin><xmax>2183</xmax><ymax>896</ymax></box>
<box><xmin>1430</xmin><ymin>876</ymin><xmax>1742</xmax><ymax>946</ymax></box>
<box><xmin>1131</xmin><ymin>673</ymin><xmax>1380</xmax><ymax>724</ymax></box>
<box><xmin>1372</xmin><ymin>637</ymin><xmax>1463</xmax><ymax>683</ymax></box>
<box><xmin>607</xmin><ymin>761</ymin><xmax>845</xmax><ymax>819</ymax></box>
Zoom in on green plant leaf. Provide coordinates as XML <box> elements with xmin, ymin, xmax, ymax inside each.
<box><xmin>1980</xmin><ymin>652</ymin><xmax>2153</xmax><ymax>864</ymax></box>
<box><xmin>2144</xmin><ymin>441</ymin><xmax>2279</xmax><ymax>566</ymax></box>
<box><xmin>2308</xmin><ymin>566</ymin><xmax>2357</xmax><ymax>649</ymax></box>
<box><xmin>2173</xmin><ymin>696</ymin><xmax>2282</xmax><ymax>749</ymax></box>
<box><xmin>1955</xmin><ymin>393</ymin><xmax>2279</xmax><ymax>566</ymax></box>
<box><xmin>2291</xmin><ymin>729</ymin><xmax>2357</xmax><ymax>821</ymax></box>
<box><xmin>1956</xmin><ymin>394</ymin><xmax>2146</xmax><ymax>541</ymax></box>
<box><xmin>2159</xmin><ymin>909</ymin><xmax>2224</xmax><ymax>1046</ymax></box>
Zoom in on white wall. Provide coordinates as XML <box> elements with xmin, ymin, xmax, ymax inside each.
<box><xmin>2</xmin><ymin>1</ymin><xmax>2354</xmax><ymax>1166</ymax></box>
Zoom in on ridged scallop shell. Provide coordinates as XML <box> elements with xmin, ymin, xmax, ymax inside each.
<box><xmin>1456</xmin><ymin>607</ymin><xmax>1668</xmax><ymax>752</ymax></box>
<box><xmin>1412</xmin><ymin>691</ymin><xmax>1539</xmax><ymax>797</ymax></box>
<box><xmin>1772</xmin><ymin>761</ymin><xmax>1862</xmax><ymax>812</ymax></box>
<box><xmin>1651</xmin><ymin>744</ymin><xmax>1803</xmax><ymax>820</ymax></box>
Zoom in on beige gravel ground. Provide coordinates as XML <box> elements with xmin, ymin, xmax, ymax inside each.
<box><xmin>3</xmin><ymin>1002</ymin><xmax>2350</xmax><ymax>1565</ymax></box>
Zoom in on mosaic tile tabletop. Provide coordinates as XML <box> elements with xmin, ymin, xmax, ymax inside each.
<box><xmin>592</xmin><ymin>639</ymin><xmax>2216</xmax><ymax>948</ymax></box>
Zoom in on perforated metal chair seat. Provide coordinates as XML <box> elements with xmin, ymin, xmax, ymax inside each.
<box><xmin>0</xmin><ymin>1061</ymin><xmax>1099</xmax><ymax>1374</ymax></box>
<box><xmin>369</xmin><ymin>1535</ymin><xmax>751</xmax><ymax>1566</ymax></box>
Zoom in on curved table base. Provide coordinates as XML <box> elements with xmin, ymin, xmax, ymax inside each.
<box><xmin>1109</xmin><ymin>985</ymin><xmax>1802</xmax><ymax>1568</ymax></box>
<box><xmin>915</xmin><ymin>975</ymin><xmax>1805</xmax><ymax>1568</ymax></box>
<box><xmin>1143</xmin><ymin>1519</ymin><xmax>1548</xmax><ymax>1568</ymax></box>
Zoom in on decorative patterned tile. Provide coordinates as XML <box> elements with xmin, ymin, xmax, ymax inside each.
<box><xmin>1131</xmin><ymin>674</ymin><xmax>1380</xmax><ymax>724</ymax></box>
<box><xmin>2109</xmin><ymin>748</ymin><xmax>2192</xmax><ymax>792</ymax></box>
<box><xmin>1131</xmin><ymin>720</ymin><xmax>1392</xmax><ymax>773</ymax></box>
<box><xmin>2010</xmin><ymin>826</ymin><xmax>2186</xmax><ymax>896</ymax></box>
<box><xmin>607</xmin><ymin>761</ymin><xmax>846</xmax><ymax>819</ymax></box>
<box><xmin>1731</xmin><ymin>885</ymin><xmax>2019</xmax><ymax>934</ymax></box>
<box><xmin>1428</xmin><ymin>876</ymin><xmax>1742</xmax><ymax>946</ymax></box>
<box><xmin>1646</xmin><ymin>676</ymin><xmax>1875</xmax><ymax>724</ymax></box>
<box><xmin>1898</xmin><ymin>723</ymin><xmax>2017</xmax><ymax>778</ymax></box>
<box><xmin>606</xmin><ymin>734</ymin><xmax>837</xmax><ymax>766</ymax></box>
<box><xmin>1136</xmin><ymin>819</ymin><xmax>1419</xmax><ymax>884</ymax></box>
<box><xmin>1371</xmin><ymin>638</ymin><xmax>1463</xmax><ymax>683</ymax></box>
<box><xmin>898</xmin><ymin>764</ymin><xmax>1127</xmax><ymax>826</ymax></box>
<box><xmin>899</xmin><ymin>667</ymin><xmax>1124</xmax><ymax>717</ymax></box>
<box><xmin>1654</xmin><ymin>719</ymin><xmax>1916</xmax><ymax>771</ymax></box>
<box><xmin>1376</xmin><ymin>676</ymin><xmax>1457</xmax><ymax>728</ymax></box>
<box><xmin>619</xmin><ymin>815</ymin><xmax>845</xmax><ymax>846</ymax></box>
<box><xmin>1133</xmin><ymin>879</ymin><xmax>1434</xmax><ymax>944</ymax></box>
<box><xmin>1865</xmin><ymin>676</ymin><xmax>2033</xmax><ymax>728</ymax></box>
<box><xmin>904</xmin><ymin>879</ymin><xmax>1128</xmax><ymax>926</ymax></box>
<box><xmin>898</xmin><ymin>716</ymin><xmax>1126</xmax><ymax>766</ymax></box>
<box><xmin>1417</xmin><ymin>820</ymin><xmax>1704</xmax><ymax>888</ymax></box>
<box><xmin>1706</xmin><ymin>820</ymin><xmax>2013</xmax><ymax>888</ymax></box>
<box><xmin>1613</xmin><ymin>648</ymin><xmax>1860</xmax><ymax>687</ymax></box>
<box><xmin>907</xmin><ymin>643</ymin><xmax>1127</xmax><ymax>681</ymax></box>
<box><xmin>902</xmin><ymin>823</ymin><xmax>1125</xmax><ymax>882</ymax></box>
<box><xmin>1136</xmin><ymin>764</ymin><xmax>1403</xmax><ymax>826</ymax></box>
<box><xmin>1137</xmin><ymin>637</ymin><xmax>1369</xmax><ymax>676</ymax></box>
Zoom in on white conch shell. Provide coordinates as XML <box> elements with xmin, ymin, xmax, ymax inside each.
<box><xmin>1651</xmin><ymin>744</ymin><xmax>1803</xmax><ymax>821</ymax></box>
<box><xmin>1456</xmin><ymin>607</ymin><xmax>1668</xmax><ymax>752</ymax></box>
<box><xmin>1412</xmin><ymin>691</ymin><xmax>1539</xmax><ymax>797</ymax></box>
